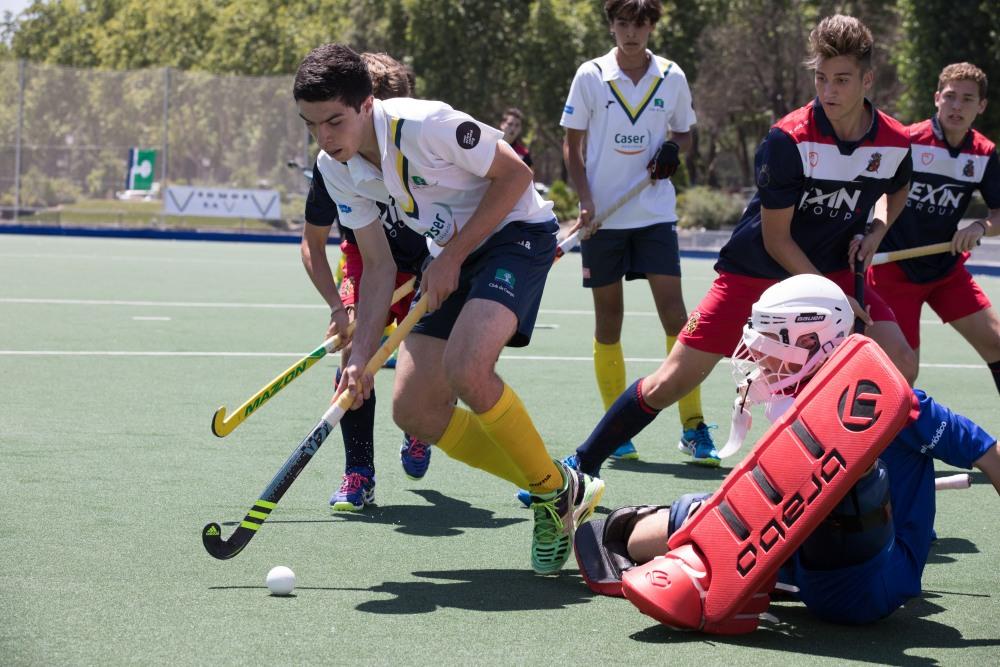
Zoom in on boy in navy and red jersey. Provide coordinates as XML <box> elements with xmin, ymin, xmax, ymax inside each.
<box><xmin>870</xmin><ymin>62</ymin><xmax>1000</xmax><ymax>396</ymax></box>
<box><xmin>566</xmin><ymin>14</ymin><xmax>919</xmax><ymax>478</ymax></box>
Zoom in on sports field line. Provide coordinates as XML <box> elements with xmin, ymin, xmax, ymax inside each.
<box><xmin>0</xmin><ymin>349</ymin><xmax>983</xmax><ymax>369</ymax></box>
<box><xmin>0</xmin><ymin>251</ymin><xmax>289</xmax><ymax>266</ymax></box>
<box><xmin>0</xmin><ymin>297</ymin><xmax>952</xmax><ymax>323</ymax></box>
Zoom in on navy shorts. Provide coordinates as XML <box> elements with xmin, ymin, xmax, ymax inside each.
<box><xmin>580</xmin><ymin>222</ymin><xmax>681</xmax><ymax>288</ymax></box>
<box><xmin>411</xmin><ymin>219</ymin><xmax>558</xmax><ymax>348</ymax></box>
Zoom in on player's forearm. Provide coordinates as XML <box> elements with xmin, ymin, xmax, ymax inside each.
<box><xmin>974</xmin><ymin>442</ymin><xmax>1000</xmax><ymax>496</ymax></box>
<box><xmin>761</xmin><ymin>211</ymin><xmax>820</xmax><ymax>275</ymax></box>
<box><xmin>351</xmin><ymin>261</ymin><xmax>395</xmax><ymax>361</ymax></box>
<box><xmin>981</xmin><ymin>208</ymin><xmax>1000</xmax><ymax>236</ymax></box>
<box><xmin>669</xmin><ymin>130</ymin><xmax>692</xmax><ymax>153</ymax></box>
<box><xmin>446</xmin><ymin>170</ymin><xmax>529</xmax><ymax>262</ymax></box>
<box><xmin>879</xmin><ymin>187</ymin><xmax>909</xmax><ymax>229</ymax></box>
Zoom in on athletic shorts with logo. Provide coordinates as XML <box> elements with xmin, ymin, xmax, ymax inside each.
<box><xmin>678</xmin><ymin>269</ymin><xmax>897</xmax><ymax>356</ymax></box>
<box><xmin>868</xmin><ymin>254</ymin><xmax>992</xmax><ymax>350</ymax></box>
<box><xmin>412</xmin><ymin>220</ymin><xmax>558</xmax><ymax>347</ymax></box>
<box><xmin>580</xmin><ymin>222</ymin><xmax>681</xmax><ymax>287</ymax></box>
<box><xmin>338</xmin><ymin>239</ymin><xmax>417</xmax><ymax>327</ymax></box>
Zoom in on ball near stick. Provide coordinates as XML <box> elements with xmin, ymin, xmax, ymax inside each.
<box><xmin>266</xmin><ymin>565</ymin><xmax>296</xmax><ymax>596</ymax></box>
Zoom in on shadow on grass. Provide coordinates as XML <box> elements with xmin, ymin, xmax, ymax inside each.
<box><xmin>321</xmin><ymin>568</ymin><xmax>595</xmax><ymax>614</ymax></box>
<box><xmin>628</xmin><ymin>594</ymin><xmax>1000</xmax><ymax>664</ymax></box>
<box><xmin>222</xmin><ymin>489</ymin><xmax>526</xmax><ymax>538</ymax></box>
<box><xmin>926</xmin><ymin>536</ymin><xmax>980</xmax><ymax>565</ymax></box>
<box><xmin>607</xmin><ymin>457</ymin><xmax>728</xmax><ymax>481</ymax></box>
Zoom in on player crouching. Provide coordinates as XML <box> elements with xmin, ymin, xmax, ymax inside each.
<box><xmin>575</xmin><ymin>274</ymin><xmax>1000</xmax><ymax>632</ymax></box>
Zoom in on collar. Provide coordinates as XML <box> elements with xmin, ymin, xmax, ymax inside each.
<box><xmin>346</xmin><ymin>99</ymin><xmax>387</xmax><ymax>182</ymax></box>
<box><xmin>597</xmin><ymin>48</ymin><xmax>662</xmax><ymax>82</ymax></box>
<box><xmin>930</xmin><ymin>114</ymin><xmax>973</xmax><ymax>155</ymax></box>
<box><xmin>812</xmin><ymin>97</ymin><xmax>879</xmax><ymax>150</ymax></box>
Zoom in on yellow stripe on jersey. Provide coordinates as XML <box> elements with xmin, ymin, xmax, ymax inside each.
<box><xmin>390</xmin><ymin>117</ymin><xmax>419</xmax><ymax>219</ymax></box>
<box><xmin>607</xmin><ymin>62</ymin><xmax>671</xmax><ymax>125</ymax></box>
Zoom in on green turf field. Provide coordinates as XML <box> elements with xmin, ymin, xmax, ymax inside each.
<box><xmin>2</xmin><ymin>235</ymin><xmax>998</xmax><ymax>666</ymax></box>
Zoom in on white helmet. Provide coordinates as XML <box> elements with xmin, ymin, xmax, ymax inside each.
<box><xmin>732</xmin><ymin>274</ymin><xmax>853</xmax><ymax>403</ymax></box>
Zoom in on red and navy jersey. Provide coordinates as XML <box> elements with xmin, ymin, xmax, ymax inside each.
<box><xmin>717</xmin><ymin>99</ymin><xmax>912</xmax><ymax>279</ymax></box>
<box><xmin>879</xmin><ymin>117</ymin><xmax>1000</xmax><ymax>283</ymax></box>
<box><xmin>511</xmin><ymin>138</ymin><xmax>533</xmax><ymax>168</ymax></box>
<box><xmin>304</xmin><ymin>159</ymin><xmax>429</xmax><ymax>275</ymax></box>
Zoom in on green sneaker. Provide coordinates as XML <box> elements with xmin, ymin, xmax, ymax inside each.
<box><xmin>529</xmin><ymin>460</ymin><xmax>605</xmax><ymax>574</ymax></box>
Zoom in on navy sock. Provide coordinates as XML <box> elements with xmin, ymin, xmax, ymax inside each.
<box><xmin>575</xmin><ymin>378</ymin><xmax>660</xmax><ymax>474</ymax></box>
<box><xmin>337</xmin><ymin>369</ymin><xmax>376</xmax><ymax>473</ymax></box>
<box><xmin>989</xmin><ymin>360</ymin><xmax>1000</xmax><ymax>397</ymax></box>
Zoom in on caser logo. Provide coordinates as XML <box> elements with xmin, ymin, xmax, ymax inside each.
<box><xmin>837</xmin><ymin>379</ymin><xmax>882</xmax><ymax>432</ymax></box>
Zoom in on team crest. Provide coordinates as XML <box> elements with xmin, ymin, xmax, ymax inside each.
<box><xmin>683</xmin><ymin>310</ymin><xmax>701</xmax><ymax>335</ymax></box>
<box><xmin>808</xmin><ymin>152</ymin><xmax>819</xmax><ymax>167</ymax></box>
<box><xmin>921</xmin><ymin>152</ymin><xmax>934</xmax><ymax>166</ymax></box>
<box><xmin>964</xmin><ymin>159</ymin><xmax>975</xmax><ymax>178</ymax></box>
<box><xmin>865</xmin><ymin>152</ymin><xmax>882</xmax><ymax>173</ymax></box>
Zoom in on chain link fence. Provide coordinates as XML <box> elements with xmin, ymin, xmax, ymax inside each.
<box><xmin>0</xmin><ymin>60</ymin><xmax>311</xmax><ymax>229</ymax></box>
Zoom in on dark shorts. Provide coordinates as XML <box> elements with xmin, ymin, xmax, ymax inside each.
<box><xmin>868</xmin><ymin>256</ymin><xmax>991</xmax><ymax>350</ymax></box>
<box><xmin>411</xmin><ymin>219</ymin><xmax>558</xmax><ymax>348</ymax></box>
<box><xmin>580</xmin><ymin>222</ymin><xmax>681</xmax><ymax>288</ymax></box>
<box><xmin>338</xmin><ymin>239</ymin><xmax>417</xmax><ymax>326</ymax></box>
<box><xmin>679</xmin><ymin>269</ymin><xmax>898</xmax><ymax>356</ymax></box>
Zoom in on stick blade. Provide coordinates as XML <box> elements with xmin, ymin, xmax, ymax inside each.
<box><xmin>202</xmin><ymin>522</ymin><xmax>251</xmax><ymax>560</ymax></box>
<box><xmin>211</xmin><ymin>407</ymin><xmax>237</xmax><ymax>438</ymax></box>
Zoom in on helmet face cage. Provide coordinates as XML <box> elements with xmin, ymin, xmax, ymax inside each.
<box><xmin>730</xmin><ymin>275</ymin><xmax>853</xmax><ymax>412</ymax></box>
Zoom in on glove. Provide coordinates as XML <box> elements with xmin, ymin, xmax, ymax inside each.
<box><xmin>648</xmin><ymin>140</ymin><xmax>680</xmax><ymax>180</ymax></box>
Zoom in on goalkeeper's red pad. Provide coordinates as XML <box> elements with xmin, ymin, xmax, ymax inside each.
<box><xmin>622</xmin><ymin>334</ymin><xmax>919</xmax><ymax>632</ymax></box>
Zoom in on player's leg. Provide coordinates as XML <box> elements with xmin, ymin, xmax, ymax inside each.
<box><xmin>867</xmin><ymin>261</ymin><xmax>926</xmax><ymax>378</ymax></box>
<box><xmin>329</xmin><ymin>250</ymin><xmax>377</xmax><ymax>512</ymax></box>
<box><xmin>582</xmin><ymin>229</ymin><xmax>637</xmax><ymax>459</ymax></box>
<box><xmin>636</xmin><ymin>221</ymin><xmax>711</xmax><ymax>452</ymax></box>
<box><xmin>929</xmin><ymin>268</ymin><xmax>1000</xmax><ymax>397</ymax></box>
<box><xmin>393</xmin><ymin>332</ymin><xmax>527</xmax><ymax>487</ymax></box>
<box><xmin>832</xmin><ymin>269</ymin><xmax>918</xmax><ymax>384</ymax></box>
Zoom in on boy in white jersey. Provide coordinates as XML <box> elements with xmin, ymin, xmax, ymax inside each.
<box><xmin>561</xmin><ymin>0</ymin><xmax>715</xmax><ymax>465</ymax></box>
<box><xmin>293</xmin><ymin>44</ymin><xmax>604</xmax><ymax>574</ymax></box>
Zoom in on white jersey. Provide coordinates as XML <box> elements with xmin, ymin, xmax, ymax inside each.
<box><xmin>321</xmin><ymin>97</ymin><xmax>553</xmax><ymax>251</ymax></box>
<box><xmin>561</xmin><ymin>48</ymin><xmax>696</xmax><ymax>230</ymax></box>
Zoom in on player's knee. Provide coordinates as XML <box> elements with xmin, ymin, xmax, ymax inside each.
<box><xmin>799</xmin><ymin>459</ymin><xmax>893</xmax><ymax>570</ymax></box>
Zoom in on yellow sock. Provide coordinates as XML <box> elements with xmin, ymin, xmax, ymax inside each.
<box><xmin>668</xmin><ymin>335</ymin><xmax>704</xmax><ymax>430</ymax></box>
<box><xmin>478</xmin><ymin>384</ymin><xmax>562</xmax><ymax>493</ymax></box>
<box><xmin>594</xmin><ymin>339</ymin><xmax>626</xmax><ymax>410</ymax></box>
<box><xmin>436</xmin><ymin>407</ymin><xmax>528</xmax><ymax>487</ymax></box>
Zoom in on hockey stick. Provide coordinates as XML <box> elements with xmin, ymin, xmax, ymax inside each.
<box><xmin>853</xmin><ymin>251</ymin><xmax>866</xmax><ymax>335</ymax></box>
<box><xmin>870</xmin><ymin>239</ymin><xmax>981</xmax><ymax>266</ymax></box>
<box><xmin>935</xmin><ymin>473</ymin><xmax>971</xmax><ymax>491</ymax></box>
<box><xmin>211</xmin><ymin>277</ymin><xmax>417</xmax><ymax>438</ymax></box>
<box><xmin>554</xmin><ymin>177</ymin><xmax>651</xmax><ymax>260</ymax></box>
<box><xmin>202</xmin><ymin>294</ymin><xmax>429</xmax><ymax>560</ymax></box>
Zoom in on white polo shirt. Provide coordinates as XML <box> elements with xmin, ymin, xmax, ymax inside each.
<box><xmin>561</xmin><ymin>48</ymin><xmax>696</xmax><ymax>230</ymax></box>
<box><xmin>321</xmin><ymin>97</ymin><xmax>553</xmax><ymax>251</ymax></box>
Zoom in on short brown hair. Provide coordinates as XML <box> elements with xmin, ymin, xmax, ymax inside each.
<box><xmin>604</xmin><ymin>0</ymin><xmax>662</xmax><ymax>25</ymax></box>
<box><xmin>360</xmin><ymin>52</ymin><xmax>412</xmax><ymax>99</ymax></box>
<box><xmin>938</xmin><ymin>62</ymin><xmax>988</xmax><ymax>100</ymax></box>
<box><xmin>293</xmin><ymin>44</ymin><xmax>372</xmax><ymax>110</ymax></box>
<box><xmin>805</xmin><ymin>15</ymin><xmax>874</xmax><ymax>71</ymax></box>
<box><xmin>502</xmin><ymin>107</ymin><xmax>523</xmax><ymax>122</ymax></box>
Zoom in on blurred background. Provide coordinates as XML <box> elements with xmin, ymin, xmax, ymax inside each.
<box><xmin>0</xmin><ymin>0</ymin><xmax>998</xmax><ymax>233</ymax></box>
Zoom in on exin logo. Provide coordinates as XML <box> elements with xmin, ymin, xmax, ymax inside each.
<box><xmin>837</xmin><ymin>379</ymin><xmax>882</xmax><ymax>432</ymax></box>
<box><xmin>494</xmin><ymin>268</ymin><xmax>515</xmax><ymax>288</ymax></box>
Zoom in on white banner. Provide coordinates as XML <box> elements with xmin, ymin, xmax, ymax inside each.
<box><xmin>163</xmin><ymin>186</ymin><xmax>281</xmax><ymax>220</ymax></box>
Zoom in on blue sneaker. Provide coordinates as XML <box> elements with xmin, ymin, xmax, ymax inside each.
<box><xmin>678</xmin><ymin>423</ymin><xmax>721</xmax><ymax>467</ymax></box>
<box><xmin>400</xmin><ymin>434</ymin><xmax>432</xmax><ymax>480</ymax></box>
<box><xmin>518</xmin><ymin>454</ymin><xmax>598</xmax><ymax>508</ymax></box>
<box><xmin>610</xmin><ymin>440</ymin><xmax>639</xmax><ymax>460</ymax></box>
<box><xmin>330</xmin><ymin>467</ymin><xmax>375</xmax><ymax>512</ymax></box>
